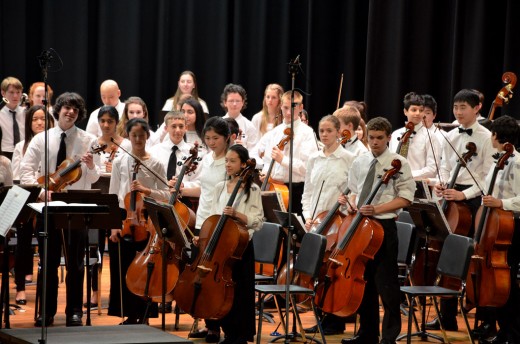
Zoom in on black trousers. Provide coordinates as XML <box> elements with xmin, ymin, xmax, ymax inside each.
<box><xmin>36</xmin><ymin>216</ymin><xmax>86</xmax><ymax>317</ymax></box>
<box><xmin>357</xmin><ymin>219</ymin><xmax>401</xmax><ymax>342</ymax></box>
<box><xmin>15</xmin><ymin>222</ymin><xmax>34</xmax><ymax>292</ymax></box>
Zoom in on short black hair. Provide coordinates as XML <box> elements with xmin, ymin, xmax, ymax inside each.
<box><xmin>422</xmin><ymin>94</ymin><xmax>437</xmax><ymax>114</ymax></box>
<box><xmin>490</xmin><ymin>115</ymin><xmax>520</xmax><ymax>147</ymax></box>
<box><xmin>453</xmin><ymin>89</ymin><xmax>480</xmax><ymax>108</ymax></box>
<box><xmin>403</xmin><ymin>92</ymin><xmax>424</xmax><ymax>110</ymax></box>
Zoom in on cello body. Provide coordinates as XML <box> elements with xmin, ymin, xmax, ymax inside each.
<box><xmin>173</xmin><ymin>215</ymin><xmax>249</xmax><ymax>319</ymax></box>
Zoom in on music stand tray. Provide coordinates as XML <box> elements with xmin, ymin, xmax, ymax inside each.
<box><xmin>273</xmin><ymin>210</ymin><xmax>307</xmax><ymax>241</ymax></box>
<box><xmin>143</xmin><ymin>197</ymin><xmax>190</xmax><ymax>250</ymax></box>
<box><xmin>407</xmin><ymin>201</ymin><xmax>451</xmax><ymax>242</ymax></box>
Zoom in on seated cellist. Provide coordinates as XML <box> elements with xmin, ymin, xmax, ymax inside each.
<box><xmin>338</xmin><ymin>117</ymin><xmax>415</xmax><ymax>344</ymax></box>
<box><xmin>479</xmin><ymin>115</ymin><xmax>520</xmax><ymax>344</ymax></box>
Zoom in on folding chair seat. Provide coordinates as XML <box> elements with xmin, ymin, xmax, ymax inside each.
<box><xmin>399</xmin><ymin>234</ymin><xmax>475</xmax><ymax>344</ymax></box>
<box><xmin>255</xmin><ymin>232</ymin><xmax>327</xmax><ymax>344</ymax></box>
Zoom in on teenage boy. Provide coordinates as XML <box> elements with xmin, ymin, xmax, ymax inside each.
<box><xmin>0</xmin><ymin>76</ymin><xmax>25</xmax><ymax>160</ymax></box>
<box><xmin>334</xmin><ymin>106</ymin><xmax>368</xmax><ymax>157</ymax></box>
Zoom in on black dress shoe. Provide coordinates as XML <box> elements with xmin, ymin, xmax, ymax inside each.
<box><xmin>159</xmin><ymin>302</ymin><xmax>173</xmax><ymax>313</ymax></box>
<box><xmin>15</xmin><ymin>299</ymin><xmax>27</xmax><ymax>305</ymax></box>
<box><xmin>425</xmin><ymin>317</ymin><xmax>458</xmax><ymax>331</ymax></box>
<box><xmin>472</xmin><ymin>322</ymin><xmax>497</xmax><ymax>339</ymax></box>
<box><xmin>479</xmin><ymin>332</ymin><xmax>511</xmax><ymax>344</ymax></box>
<box><xmin>35</xmin><ymin>316</ymin><xmax>54</xmax><ymax>327</ymax></box>
<box><xmin>189</xmin><ymin>329</ymin><xmax>208</xmax><ymax>338</ymax></box>
<box><xmin>66</xmin><ymin>314</ymin><xmax>83</xmax><ymax>327</ymax></box>
<box><xmin>303</xmin><ymin>324</ymin><xmax>344</xmax><ymax>335</ymax></box>
<box><xmin>205</xmin><ymin>331</ymin><xmax>220</xmax><ymax>343</ymax></box>
<box><xmin>341</xmin><ymin>335</ymin><xmax>378</xmax><ymax>344</ymax></box>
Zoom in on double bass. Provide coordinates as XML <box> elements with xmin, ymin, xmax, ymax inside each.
<box><xmin>315</xmin><ymin>159</ymin><xmax>401</xmax><ymax>316</ymax></box>
<box><xmin>173</xmin><ymin>159</ymin><xmax>256</xmax><ymax>319</ymax></box>
<box><xmin>465</xmin><ymin>143</ymin><xmax>515</xmax><ymax>309</ymax></box>
<box><xmin>37</xmin><ymin>143</ymin><xmax>107</xmax><ymax>192</ymax></box>
<box><xmin>261</xmin><ymin>128</ymin><xmax>292</xmax><ymax>209</ymax></box>
<box><xmin>126</xmin><ymin>144</ymin><xmax>199</xmax><ymax>301</ymax></box>
<box><xmin>486</xmin><ymin>72</ymin><xmax>517</xmax><ymax>122</ymax></box>
<box><xmin>410</xmin><ymin>142</ymin><xmax>477</xmax><ymax>286</ymax></box>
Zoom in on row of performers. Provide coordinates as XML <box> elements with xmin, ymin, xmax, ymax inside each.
<box><xmin>5</xmin><ymin>88</ymin><xmax>520</xmax><ymax>344</ymax></box>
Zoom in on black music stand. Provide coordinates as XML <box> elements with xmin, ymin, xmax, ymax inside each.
<box><xmin>273</xmin><ymin>210</ymin><xmax>307</xmax><ymax>243</ymax></box>
<box><xmin>0</xmin><ymin>185</ymin><xmax>41</xmax><ymax>329</ymax></box>
<box><xmin>262</xmin><ymin>192</ymin><xmax>286</xmax><ymax>224</ymax></box>
<box><xmin>144</xmin><ymin>197</ymin><xmax>191</xmax><ymax>331</ymax></box>
<box><xmin>397</xmin><ymin>200</ymin><xmax>451</xmax><ymax>343</ymax></box>
<box><xmin>47</xmin><ymin>192</ymin><xmax>120</xmax><ymax>326</ymax></box>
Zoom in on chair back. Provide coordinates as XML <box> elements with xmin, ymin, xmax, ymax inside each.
<box><xmin>295</xmin><ymin>232</ymin><xmax>326</xmax><ymax>278</ymax></box>
<box><xmin>253</xmin><ymin>222</ymin><xmax>282</xmax><ymax>265</ymax></box>
<box><xmin>436</xmin><ymin>234</ymin><xmax>474</xmax><ymax>280</ymax></box>
<box><xmin>396</xmin><ymin>221</ymin><xmax>416</xmax><ymax>265</ymax></box>
<box><xmin>397</xmin><ymin>210</ymin><xmax>414</xmax><ymax>225</ymax></box>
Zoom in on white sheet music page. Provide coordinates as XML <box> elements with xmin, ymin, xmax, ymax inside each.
<box><xmin>0</xmin><ymin>185</ymin><xmax>31</xmax><ymax>237</ymax></box>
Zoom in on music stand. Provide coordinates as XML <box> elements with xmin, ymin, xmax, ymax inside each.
<box><xmin>144</xmin><ymin>197</ymin><xmax>191</xmax><ymax>331</ymax></box>
<box><xmin>47</xmin><ymin>192</ymin><xmax>119</xmax><ymax>326</ymax></box>
<box><xmin>262</xmin><ymin>192</ymin><xmax>286</xmax><ymax>224</ymax></box>
<box><xmin>0</xmin><ymin>185</ymin><xmax>41</xmax><ymax>329</ymax></box>
<box><xmin>397</xmin><ymin>200</ymin><xmax>451</xmax><ymax>343</ymax></box>
<box><xmin>273</xmin><ymin>210</ymin><xmax>307</xmax><ymax>242</ymax></box>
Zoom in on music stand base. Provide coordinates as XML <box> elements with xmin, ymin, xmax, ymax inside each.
<box><xmin>397</xmin><ymin>330</ymin><xmax>444</xmax><ymax>343</ymax></box>
<box><xmin>270</xmin><ymin>332</ymin><xmax>323</xmax><ymax>344</ymax></box>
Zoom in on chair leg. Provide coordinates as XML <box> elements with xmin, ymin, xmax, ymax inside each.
<box><xmin>310</xmin><ymin>299</ymin><xmax>327</xmax><ymax>344</ymax></box>
<box><xmin>407</xmin><ymin>293</ymin><xmax>414</xmax><ymax>344</ymax></box>
<box><xmin>433</xmin><ymin>297</ymin><xmax>449</xmax><ymax>343</ymax></box>
<box><xmin>256</xmin><ymin>293</ymin><xmax>266</xmax><ymax>344</ymax></box>
<box><xmin>97</xmin><ymin>265</ymin><xmax>102</xmax><ymax>315</ymax></box>
<box><xmin>459</xmin><ymin>295</ymin><xmax>475</xmax><ymax>343</ymax></box>
<box><xmin>273</xmin><ymin>294</ymin><xmax>288</xmax><ymax>334</ymax></box>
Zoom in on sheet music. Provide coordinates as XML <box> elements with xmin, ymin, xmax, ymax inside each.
<box><xmin>421</xmin><ymin>180</ymin><xmax>432</xmax><ymax>201</ymax></box>
<box><xmin>275</xmin><ymin>190</ymin><xmax>287</xmax><ymax>212</ymax></box>
<box><xmin>0</xmin><ymin>185</ymin><xmax>31</xmax><ymax>237</ymax></box>
<box><xmin>27</xmin><ymin>201</ymin><xmax>98</xmax><ymax>213</ymax></box>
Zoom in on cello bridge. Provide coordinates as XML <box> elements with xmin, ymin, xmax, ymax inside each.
<box><xmin>328</xmin><ymin>258</ymin><xmax>343</xmax><ymax>268</ymax></box>
<box><xmin>471</xmin><ymin>254</ymin><xmax>484</xmax><ymax>261</ymax></box>
<box><xmin>196</xmin><ymin>265</ymin><xmax>212</xmax><ymax>276</ymax></box>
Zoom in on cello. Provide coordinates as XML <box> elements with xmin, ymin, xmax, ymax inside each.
<box><xmin>126</xmin><ymin>144</ymin><xmax>199</xmax><ymax>301</ymax></box>
<box><xmin>37</xmin><ymin>143</ymin><xmax>107</xmax><ymax>191</ymax></box>
<box><xmin>465</xmin><ymin>143</ymin><xmax>515</xmax><ymax>309</ymax></box>
<box><xmin>315</xmin><ymin>159</ymin><xmax>401</xmax><ymax>316</ymax></box>
<box><xmin>120</xmin><ymin>161</ymin><xmax>149</xmax><ymax>243</ymax></box>
<box><xmin>173</xmin><ymin>159</ymin><xmax>256</xmax><ymax>319</ymax></box>
<box><xmin>410</xmin><ymin>142</ymin><xmax>477</xmax><ymax>286</ymax></box>
<box><xmin>395</xmin><ymin>121</ymin><xmax>415</xmax><ymax>156</ymax></box>
<box><xmin>260</xmin><ymin>128</ymin><xmax>292</xmax><ymax>209</ymax></box>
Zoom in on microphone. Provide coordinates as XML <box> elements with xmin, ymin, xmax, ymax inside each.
<box><xmin>37</xmin><ymin>48</ymin><xmax>63</xmax><ymax>72</ymax></box>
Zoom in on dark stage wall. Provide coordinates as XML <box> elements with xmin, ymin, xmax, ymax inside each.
<box><xmin>1</xmin><ymin>0</ymin><xmax>518</xmax><ymax>131</ymax></box>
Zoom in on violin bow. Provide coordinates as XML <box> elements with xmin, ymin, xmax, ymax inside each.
<box><xmin>110</xmin><ymin>138</ymin><xmax>169</xmax><ymax>187</ymax></box>
<box><xmin>436</xmin><ymin>127</ymin><xmax>485</xmax><ymax>196</ymax></box>
<box><xmin>336</xmin><ymin>73</ymin><xmax>344</xmax><ymax>110</ymax></box>
<box><xmin>422</xmin><ymin>118</ymin><xmax>444</xmax><ymax>186</ymax></box>
<box><xmin>309</xmin><ymin>180</ymin><xmax>326</xmax><ymax>221</ymax></box>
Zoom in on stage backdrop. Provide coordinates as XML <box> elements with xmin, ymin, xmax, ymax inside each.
<box><xmin>1</xmin><ymin>0</ymin><xmax>518</xmax><ymax>131</ymax></box>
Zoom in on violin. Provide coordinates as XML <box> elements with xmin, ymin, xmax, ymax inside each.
<box><xmin>126</xmin><ymin>144</ymin><xmax>199</xmax><ymax>301</ymax></box>
<box><xmin>486</xmin><ymin>72</ymin><xmax>517</xmax><ymax>122</ymax></box>
<box><xmin>395</xmin><ymin>122</ymin><xmax>415</xmax><ymax>157</ymax></box>
<box><xmin>315</xmin><ymin>159</ymin><xmax>401</xmax><ymax>316</ymax></box>
<box><xmin>465</xmin><ymin>143</ymin><xmax>515</xmax><ymax>309</ymax></box>
<box><xmin>37</xmin><ymin>143</ymin><xmax>106</xmax><ymax>192</ymax></box>
<box><xmin>173</xmin><ymin>159</ymin><xmax>256</xmax><ymax>319</ymax></box>
<box><xmin>261</xmin><ymin>128</ymin><xmax>292</xmax><ymax>208</ymax></box>
<box><xmin>120</xmin><ymin>161</ymin><xmax>149</xmax><ymax>243</ymax></box>
<box><xmin>339</xmin><ymin>130</ymin><xmax>351</xmax><ymax>145</ymax></box>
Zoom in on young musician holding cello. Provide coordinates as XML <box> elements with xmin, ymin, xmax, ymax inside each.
<box><xmin>429</xmin><ymin>89</ymin><xmax>496</xmax><ymax>332</ymax></box>
<box><xmin>338</xmin><ymin>117</ymin><xmax>416</xmax><ymax>344</ymax></box>
<box><xmin>20</xmin><ymin>92</ymin><xmax>101</xmax><ymax>327</ymax></box>
<box><xmin>107</xmin><ymin>118</ymin><xmax>170</xmax><ymax>324</ymax></box>
<box><xmin>477</xmin><ymin>115</ymin><xmax>520</xmax><ymax>344</ymax></box>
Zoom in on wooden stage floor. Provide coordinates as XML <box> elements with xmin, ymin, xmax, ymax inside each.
<box><xmin>1</xmin><ymin>253</ymin><xmax>475</xmax><ymax>343</ymax></box>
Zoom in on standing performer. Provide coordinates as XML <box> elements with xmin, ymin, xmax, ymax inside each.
<box><xmin>20</xmin><ymin>92</ymin><xmax>101</xmax><ymax>327</ymax></box>
<box><xmin>0</xmin><ymin>76</ymin><xmax>25</xmax><ymax>160</ymax></box>
<box><xmin>251</xmin><ymin>83</ymin><xmax>284</xmax><ymax>140</ymax></box>
<box><xmin>107</xmin><ymin>118</ymin><xmax>170</xmax><ymax>324</ymax></box>
<box><xmin>339</xmin><ymin>117</ymin><xmax>416</xmax><ymax>344</ymax></box>
<box><xmin>479</xmin><ymin>115</ymin><xmax>520</xmax><ymax>344</ymax></box>
<box><xmin>334</xmin><ymin>107</ymin><xmax>369</xmax><ymax>157</ymax></box>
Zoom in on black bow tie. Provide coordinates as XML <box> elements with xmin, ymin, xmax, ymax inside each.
<box><xmin>458</xmin><ymin>127</ymin><xmax>473</xmax><ymax>136</ymax></box>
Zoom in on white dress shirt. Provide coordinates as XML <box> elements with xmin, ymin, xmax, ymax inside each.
<box><xmin>252</xmin><ymin>118</ymin><xmax>318</xmax><ymax>183</ymax></box>
<box><xmin>109</xmin><ymin>153</ymin><xmax>170</xmax><ymax>209</ymax></box>
<box><xmin>439</xmin><ymin>121</ymin><xmax>496</xmax><ymax>200</ymax></box>
<box><xmin>0</xmin><ymin>105</ymin><xmax>25</xmax><ymax>153</ymax></box>
<box><xmin>0</xmin><ymin>155</ymin><xmax>13</xmax><ymax>186</ymax></box>
<box><xmin>148</xmin><ymin>137</ymin><xmax>202</xmax><ymax>188</ymax></box>
<box><xmin>20</xmin><ymin>126</ymin><xmax>101</xmax><ymax>190</ymax></box>
<box><xmin>162</xmin><ymin>98</ymin><xmax>209</xmax><ymax>114</ymax></box>
<box><xmin>251</xmin><ymin>111</ymin><xmax>276</xmax><ymax>141</ymax></box>
<box><xmin>11</xmin><ymin>140</ymin><xmax>24</xmax><ymax>180</ymax></box>
<box><xmin>343</xmin><ymin>137</ymin><xmax>368</xmax><ymax>157</ymax></box>
<box><xmin>301</xmin><ymin>145</ymin><xmax>355</xmax><ymax>220</ymax></box>
<box><xmin>210</xmin><ymin>181</ymin><xmax>264</xmax><ymax>240</ymax></box>
<box><xmin>223</xmin><ymin>113</ymin><xmax>259</xmax><ymax>151</ymax></box>
<box><xmin>85</xmin><ymin>101</ymin><xmax>126</xmax><ymax>137</ymax></box>
<box><xmin>485</xmin><ymin>147</ymin><xmax>520</xmax><ymax>212</ymax></box>
<box><xmin>348</xmin><ymin>148</ymin><xmax>416</xmax><ymax>219</ymax></box>
<box><xmin>389</xmin><ymin>123</ymin><xmax>441</xmax><ymax>179</ymax></box>
<box><xmin>194</xmin><ymin>153</ymin><xmax>227</xmax><ymax>229</ymax></box>
<box><xmin>98</xmin><ymin>139</ymin><xmax>131</xmax><ymax>174</ymax></box>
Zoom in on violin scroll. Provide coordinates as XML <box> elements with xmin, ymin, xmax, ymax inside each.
<box><xmin>339</xmin><ymin>130</ymin><xmax>351</xmax><ymax>145</ymax></box>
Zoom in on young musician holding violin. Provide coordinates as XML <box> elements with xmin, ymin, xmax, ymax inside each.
<box><xmin>253</xmin><ymin>90</ymin><xmax>318</xmax><ymax>217</ymax></box>
<box><xmin>205</xmin><ymin>144</ymin><xmax>263</xmax><ymax>344</ymax></box>
<box><xmin>478</xmin><ymin>115</ymin><xmax>520</xmax><ymax>344</ymax></box>
<box><xmin>338</xmin><ymin>117</ymin><xmax>416</xmax><ymax>344</ymax></box>
<box><xmin>179</xmin><ymin>116</ymin><xmax>230</xmax><ymax>342</ymax></box>
<box><xmin>429</xmin><ymin>89</ymin><xmax>496</xmax><ymax>332</ymax></box>
<box><xmin>389</xmin><ymin>92</ymin><xmax>441</xmax><ymax>180</ymax></box>
<box><xmin>301</xmin><ymin>115</ymin><xmax>355</xmax><ymax>335</ymax></box>
<box><xmin>107</xmin><ymin>118</ymin><xmax>170</xmax><ymax>324</ymax></box>
<box><xmin>334</xmin><ymin>107</ymin><xmax>369</xmax><ymax>157</ymax></box>
<box><xmin>20</xmin><ymin>92</ymin><xmax>101</xmax><ymax>327</ymax></box>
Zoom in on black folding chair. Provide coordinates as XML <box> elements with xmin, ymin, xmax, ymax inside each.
<box><xmin>255</xmin><ymin>232</ymin><xmax>327</xmax><ymax>344</ymax></box>
<box><xmin>399</xmin><ymin>234</ymin><xmax>475</xmax><ymax>344</ymax></box>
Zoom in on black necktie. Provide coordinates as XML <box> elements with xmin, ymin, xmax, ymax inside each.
<box><xmin>458</xmin><ymin>127</ymin><xmax>473</xmax><ymax>136</ymax></box>
<box><xmin>357</xmin><ymin>158</ymin><xmax>377</xmax><ymax>208</ymax></box>
<box><xmin>9</xmin><ymin>110</ymin><xmax>20</xmax><ymax>145</ymax></box>
<box><xmin>56</xmin><ymin>133</ymin><xmax>67</xmax><ymax>170</ymax></box>
<box><xmin>167</xmin><ymin>145</ymin><xmax>179</xmax><ymax>180</ymax></box>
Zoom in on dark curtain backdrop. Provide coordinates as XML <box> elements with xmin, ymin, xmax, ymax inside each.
<box><xmin>1</xmin><ymin>0</ymin><xmax>518</xmax><ymax>131</ymax></box>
